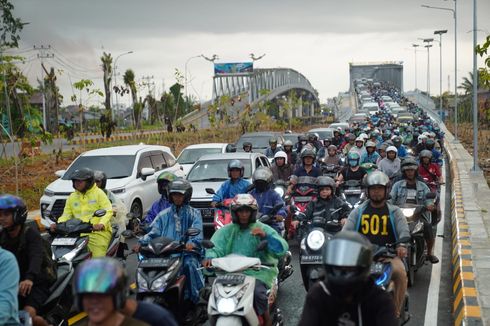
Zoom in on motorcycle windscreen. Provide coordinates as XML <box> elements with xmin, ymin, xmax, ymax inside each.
<box><xmin>324</xmin><ymin>238</ymin><xmax>371</xmax><ymax>267</ymax></box>
<box><xmin>212</xmin><ymin>254</ymin><xmax>261</xmax><ymax>272</ymax></box>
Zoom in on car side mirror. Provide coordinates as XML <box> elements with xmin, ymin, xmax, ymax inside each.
<box><xmin>93</xmin><ymin>209</ymin><xmax>106</xmax><ymax>217</ymax></box>
<box><xmin>55</xmin><ymin>170</ymin><xmax>66</xmax><ymax>178</ymax></box>
<box><xmin>205</xmin><ymin>188</ymin><xmax>216</xmax><ymax>195</ymax></box>
<box><xmin>226</xmin><ymin>144</ymin><xmax>237</xmax><ymax>153</ymax></box>
<box><xmin>186</xmin><ymin>227</ymin><xmax>201</xmax><ymax>237</ymax></box>
<box><xmin>140</xmin><ymin>167</ymin><xmax>155</xmax><ymax>180</ymax></box>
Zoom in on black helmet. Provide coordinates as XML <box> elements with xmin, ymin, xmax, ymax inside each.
<box><xmin>323</xmin><ymin>231</ymin><xmax>373</xmax><ymax>302</ymax></box>
<box><xmin>392</xmin><ymin>136</ymin><xmax>402</xmax><ymax>146</ymax></box>
<box><xmin>73</xmin><ymin>258</ymin><xmax>128</xmax><ymax>311</ymax></box>
<box><xmin>323</xmin><ymin>137</ymin><xmax>332</xmax><ymax>146</ymax></box>
<box><xmin>168</xmin><ymin>179</ymin><xmax>193</xmax><ymax>204</ymax></box>
<box><xmin>301</xmin><ymin>149</ymin><xmax>316</xmax><ymax>161</ymax></box>
<box><xmin>157</xmin><ymin>171</ymin><xmax>178</xmax><ymax>197</ymax></box>
<box><xmin>317</xmin><ymin>176</ymin><xmax>336</xmax><ymax>193</ymax></box>
<box><xmin>401</xmin><ymin>157</ymin><xmax>418</xmax><ymax>172</ymax></box>
<box><xmin>94</xmin><ymin>170</ymin><xmax>107</xmax><ymax>190</ymax></box>
<box><xmin>298</xmin><ymin>135</ymin><xmax>307</xmax><ymax>143</ymax></box>
<box><xmin>269</xmin><ymin>137</ymin><xmax>278</xmax><ymax>145</ymax></box>
<box><xmin>243</xmin><ymin>141</ymin><xmax>253</xmax><ymax>151</ymax></box>
<box><xmin>228</xmin><ymin>159</ymin><xmax>244</xmax><ymax>178</ymax></box>
<box><xmin>0</xmin><ymin>194</ymin><xmax>28</xmax><ymax>226</ymax></box>
<box><xmin>252</xmin><ymin>166</ymin><xmax>273</xmax><ymax>188</ymax></box>
<box><xmin>71</xmin><ymin>167</ymin><xmax>94</xmax><ymax>181</ymax></box>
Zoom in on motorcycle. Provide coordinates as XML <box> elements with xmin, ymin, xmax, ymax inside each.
<box><xmin>134</xmin><ymin>227</ymin><xmax>208</xmax><ymax>325</ymax></box>
<box><xmin>287</xmin><ymin>177</ymin><xmax>317</xmax><ymax>239</ymax></box>
<box><xmin>340</xmin><ymin>179</ymin><xmax>366</xmax><ymax>209</ymax></box>
<box><xmin>203</xmin><ymin>241</ymin><xmax>284</xmax><ymax>326</ymax></box>
<box><xmin>298</xmin><ymin>207</ymin><xmax>343</xmax><ymax>290</ymax></box>
<box><xmin>360</xmin><ymin>162</ymin><xmax>377</xmax><ymax>174</ymax></box>
<box><xmin>318</xmin><ymin>159</ymin><xmax>341</xmax><ymax>179</ymax></box>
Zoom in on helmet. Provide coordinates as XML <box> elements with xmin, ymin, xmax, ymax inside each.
<box><xmin>301</xmin><ymin>149</ymin><xmax>316</xmax><ymax>161</ymax></box>
<box><xmin>379</xmin><ymin>142</ymin><xmax>390</xmax><ymax>151</ymax></box>
<box><xmin>273</xmin><ymin>151</ymin><xmax>288</xmax><ymax>164</ymax></box>
<box><xmin>243</xmin><ymin>141</ymin><xmax>253</xmax><ymax>150</ymax></box>
<box><xmin>230</xmin><ymin>194</ymin><xmax>258</xmax><ymax>225</ymax></box>
<box><xmin>359</xmin><ymin>133</ymin><xmax>369</xmax><ymax>141</ymax></box>
<box><xmin>298</xmin><ymin>135</ymin><xmax>307</xmax><ymax>143</ymax></box>
<box><xmin>347</xmin><ymin>133</ymin><xmax>356</xmax><ymax>141</ymax></box>
<box><xmin>94</xmin><ymin>170</ymin><xmax>107</xmax><ymax>190</ymax></box>
<box><xmin>418</xmin><ymin>134</ymin><xmax>428</xmax><ymax>142</ymax></box>
<box><xmin>228</xmin><ymin>159</ymin><xmax>244</xmax><ymax>178</ymax></box>
<box><xmin>157</xmin><ymin>171</ymin><xmax>178</xmax><ymax>196</ymax></box>
<box><xmin>0</xmin><ymin>194</ymin><xmax>27</xmax><ymax>226</ymax></box>
<box><xmin>365</xmin><ymin>141</ymin><xmax>376</xmax><ymax>148</ymax></box>
<box><xmin>269</xmin><ymin>137</ymin><xmax>278</xmax><ymax>145</ymax></box>
<box><xmin>323</xmin><ymin>231</ymin><xmax>373</xmax><ymax>302</ymax></box>
<box><xmin>419</xmin><ymin>149</ymin><xmax>433</xmax><ymax>159</ymax></box>
<box><xmin>386</xmin><ymin>146</ymin><xmax>398</xmax><ymax>155</ymax></box>
<box><xmin>365</xmin><ymin>170</ymin><xmax>390</xmax><ymax>188</ymax></box>
<box><xmin>401</xmin><ymin>157</ymin><xmax>419</xmax><ymax>172</ymax></box>
<box><xmin>392</xmin><ymin>136</ymin><xmax>402</xmax><ymax>146</ymax></box>
<box><xmin>285</xmin><ymin>130</ymin><xmax>292</xmax><ymax>134</ymax></box>
<box><xmin>323</xmin><ymin>137</ymin><xmax>332</xmax><ymax>146</ymax></box>
<box><xmin>70</xmin><ymin>168</ymin><xmax>95</xmax><ymax>192</ymax></box>
<box><xmin>327</xmin><ymin>144</ymin><xmax>337</xmax><ymax>152</ymax></box>
<box><xmin>426</xmin><ymin>139</ymin><xmax>435</xmax><ymax>149</ymax></box>
<box><xmin>317</xmin><ymin>176</ymin><xmax>336</xmax><ymax>193</ymax></box>
<box><xmin>168</xmin><ymin>179</ymin><xmax>193</xmax><ymax>204</ymax></box>
<box><xmin>73</xmin><ymin>258</ymin><xmax>128</xmax><ymax>311</ymax></box>
<box><xmin>355</xmin><ymin>136</ymin><xmax>364</xmax><ymax>143</ymax></box>
<box><xmin>283</xmin><ymin>140</ymin><xmax>293</xmax><ymax>148</ymax></box>
<box><xmin>252</xmin><ymin>166</ymin><xmax>273</xmax><ymax>189</ymax></box>
<box><xmin>347</xmin><ymin>152</ymin><xmax>360</xmax><ymax>167</ymax></box>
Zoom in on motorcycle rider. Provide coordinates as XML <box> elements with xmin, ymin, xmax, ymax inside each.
<box><xmin>53</xmin><ymin>168</ymin><xmax>113</xmax><ymax>257</ymax></box>
<box><xmin>361</xmin><ymin>141</ymin><xmax>381</xmax><ymax>164</ymax></box>
<box><xmin>343</xmin><ymin>171</ymin><xmax>410</xmax><ymax>319</ymax></box>
<box><xmin>282</xmin><ymin>140</ymin><xmax>298</xmax><ymax>167</ymax></box>
<box><xmin>295</xmin><ymin>135</ymin><xmax>308</xmax><ymax>154</ymax></box>
<box><xmin>94</xmin><ymin>170</ymin><xmax>128</xmax><ymax>235</ymax></box>
<box><xmin>203</xmin><ymin>194</ymin><xmax>288</xmax><ymax>326</ymax></box>
<box><xmin>392</xmin><ymin>136</ymin><xmax>408</xmax><ymax>158</ymax></box>
<box><xmin>308</xmin><ymin>133</ymin><xmax>322</xmax><ymax>152</ymax></box>
<box><xmin>143</xmin><ymin>171</ymin><xmax>178</xmax><ymax>225</ymax></box>
<box><xmin>323</xmin><ymin>145</ymin><xmax>342</xmax><ymax>166</ymax></box>
<box><xmin>418</xmin><ymin>150</ymin><xmax>444</xmax><ymax>189</ymax></box>
<box><xmin>332</xmin><ymin>129</ymin><xmax>343</xmax><ymax>147</ymax></box>
<box><xmin>335</xmin><ymin>152</ymin><xmax>367</xmax><ymax>187</ymax></box>
<box><xmin>287</xmin><ymin>149</ymin><xmax>322</xmax><ymax>195</ymax></box>
<box><xmin>72</xmin><ymin>258</ymin><xmax>149</xmax><ymax>326</ymax></box>
<box><xmin>211</xmin><ymin>160</ymin><xmax>251</xmax><ymax>208</ymax></box>
<box><xmin>425</xmin><ymin>139</ymin><xmax>443</xmax><ymax>166</ymax></box>
<box><xmin>305</xmin><ymin>177</ymin><xmax>350</xmax><ymax>225</ymax></box>
<box><xmin>250</xmin><ymin>167</ymin><xmax>287</xmax><ymax>233</ymax></box>
<box><xmin>243</xmin><ymin>141</ymin><xmax>253</xmax><ymax>153</ymax></box>
<box><xmin>341</xmin><ymin>133</ymin><xmax>356</xmax><ymax>155</ymax></box>
<box><xmin>133</xmin><ymin>179</ymin><xmax>204</xmax><ymax>316</ymax></box>
<box><xmin>415</xmin><ymin>134</ymin><xmax>428</xmax><ymax>155</ymax></box>
<box><xmin>0</xmin><ymin>195</ymin><xmax>52</xmax><ymax>326</ymax></box>
<box><xmin>0</xmin><ymin>245</ymin><xmax>19</xmax><ymax>325</ymax></box>
<box><xmin>299</xmin><ymin>231</ymin><xmax>398</xmax><ymax>326</ymax></box>
<box><xmin>378</xmin><ymin>146</ymin><xmax>401</xmax><ymax>179</ymax></box>
<box><xmin>271</xmin><ymin>151</ymin><xmax>293</xmax><ymax>183</ymax></box>
<box><xmin>264</xmin><ymin>137</ymin><xmax>283</xmax><ymax>158</ymax></box>
<box><xmin>390</xmin><ymin>158</ymin><xmax>439</xmax><ymax>264</ymax></box>
<box><xmin>348</xmin><ymin>136</ymin><xmax>367</xmax><ymax>158</ymax></box>
<box><xmin>315</xmin><ymin>138</ymin><xmax>332</xmax><ymax>161</ymax></box>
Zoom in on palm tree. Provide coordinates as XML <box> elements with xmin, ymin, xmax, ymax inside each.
<box><xmin>458</xmin><ymin>70</ymin><xmax>490</xmax><ymax>123</ymax></box>
<box><xmin>123</xmin><ymin>69</ymin><xmax>142</xmax><ymax>128</ymax></box>
<box><xmin>100</xmin><ymin>52</ymin><xmax>112</xmax><ymax>119</ymax></box>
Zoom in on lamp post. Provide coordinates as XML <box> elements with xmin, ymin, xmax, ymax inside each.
<box><xmin>422</xmin><ymin>1</ymin><xmax>458</xmax><ymax>141</ymax></box>
<box><xmin>420</xmin><ymin>38</ymin><xmax>434</xmax><ymax>97</ymax></box>
<box><xmin>471</xmin><ymin>0</ymin><xmax>479</xmax><ymax>172</ymax></box>
<box><xmin>113</xmin><ymin>51</ymin><xmax>134</xmax><ymax>122</ymax></box>
<box><xmin>412</xmin><ymin>44</ymin><xmax>420</xmax><ymax>90</ymax></box>
<box><xmin>434</xmin><ymin>30</ymin><xmax>448</xmax><ymax>120</ymax></box>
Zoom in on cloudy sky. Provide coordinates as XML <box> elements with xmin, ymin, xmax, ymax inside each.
<box><xmin>10</xmin><ymin>0</ymin><xmax>490</xmax><ymax>106</ymax></box>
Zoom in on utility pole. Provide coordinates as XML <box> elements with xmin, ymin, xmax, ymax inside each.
<box><xmin>34</xmin><ymin>45</ymin><xmax>54</xmax><ymax>128</ymax></box>
<box><xmin>412</xmin><ymin>44</ymin><xmax>420</xmax><ymax>90</ymax></box>
<box><xmin>141</xmin><ymin>75</ymin><xmax>155</xmax><ymax>97</ymax></box>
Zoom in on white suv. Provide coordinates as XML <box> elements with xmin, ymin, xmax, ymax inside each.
<box><xmin>40</xmin><ymin>144</ymin><xmax>185</xmax><ymax>221</ymax></box>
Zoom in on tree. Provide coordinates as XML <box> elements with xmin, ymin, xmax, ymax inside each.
<box><xmin>100</xmin><ymin>52</ymin><xmax>112</xmax><ymax>117</ymax></box>
<box><xmin>71</xmin><ymin>79</ymin><xmax>103</xmax><ymax>133</ymax></box>
<box><xmin>123</xmin><ymin>69</ymin><xmax>144</xmax><ymax>129</ymax></box>
<box><xmin>476</xmin><ymin>34</ymin><xmax>490</xmax><ymax>90</ymax></box>
<box><xmin>0</xmin><ymin>0</ymin><xmax>25</xmax><ymax>48</ymax></box>
<box><xmin>41</xmin><ymin>64</ymin><xmax>62</xmax><ymax>133</ymax></box>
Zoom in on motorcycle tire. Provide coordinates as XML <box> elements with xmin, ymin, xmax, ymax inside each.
<box><xmin>407</xmin><ymin>247</ymin><xmax>415</xmax><ymax>287</ymax></box>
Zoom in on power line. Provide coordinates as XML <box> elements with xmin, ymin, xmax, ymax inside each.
<box><xmin>34</xmin><ymin>45</ymin><xmax>54</xmax><ymax>127</ymax></box>
<box><xmin>50</xmin><ymin>46</ymin><xmax>101</xmax><ymax>73</ymax></box>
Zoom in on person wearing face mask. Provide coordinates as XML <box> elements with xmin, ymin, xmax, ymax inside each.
<box><xmin>335</xmin><ymin>152</ymin><xmax>367</xmax><ymax>187</ymax></box>
<box><xmin>295</xmin><ymin>135</ymin><xmax>308</xmax><ymax>154</ymax></box>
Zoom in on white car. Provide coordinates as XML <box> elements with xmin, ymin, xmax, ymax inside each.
<box><xmin>40</xmin><ymin>144</ymin><xmax>185</xmax><ymax>222</ymax></box>
<box><xmin>177</xmin><ymin>143</ymin><xmax>236</xmax><ymax>175</ymax></box>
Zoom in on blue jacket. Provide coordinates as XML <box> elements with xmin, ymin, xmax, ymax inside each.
<box><xmin>144</xmin><ymin>197</ymin><xmax>171</xmax><ymax>225</ymax></box>
<box><xmin>250</xmin><ymin>188</ymin><xmax>287</xmax><ymax>232</ymax></box>
<box><xmin>264</xmin><ymin>146</ymin><xmax>284</xmax><ymax>158</ymax></box>
<box><xmin>431</xmin><ymin>149</ymin><xmax>443</xmax><ymax>166</ymax></box>
<box><xmin>0</xmin><ymin>248</ymin><xmax>19</xmax><ymax>325</ymax></box>
<box><xmin>396</xmin><ymin>145</ymin><xmax>408</xmax><ymax>158</ymax></box>
<box><xmin>361</xmin><ymin>151</ymin><xmax>381</xmax><ymax>164</ymax></box>
<box><xmin>390</xmin><ymin>179</ymin><xmax>432</xmax><ymax>222</ymax></box>
<box><xmin>212</xmin><ymin>178</ymin><xmax>251</xmax><ymax>203</ymax></box>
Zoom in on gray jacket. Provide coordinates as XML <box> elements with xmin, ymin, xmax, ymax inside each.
<box><xmin>390</xmin><ymin>179</ymin><xmax>432</xmax><ymax>222</ymax></box>
<box><xmin>377</xmin><ymin>157</ymin><xmax>401</xmax><ymax>179</ymax></box>
<box><xmin>343</xmin><ymin>200</ymin><xmax>410</xmax><ymax>242</ymax></box>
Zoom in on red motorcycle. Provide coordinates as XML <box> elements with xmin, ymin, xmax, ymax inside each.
<box><xmin>213</xmin><ymin>198</ymin><xmax>233</xmax><ymax>230</ymax></box>
<box><xmin>286</xmin><ymin>177</ymin><xmax>317</xmax><ymax>240</ymax></box>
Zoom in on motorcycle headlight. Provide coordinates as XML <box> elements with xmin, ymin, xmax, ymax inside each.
<box><xmin>274</xmin><ymin>187</ymin><xmax>285</xmax><ymax>197</ymax></box>
<box><xmin>401</xmin><ymin>208</ymin><xmax>415</xmax><ymax>218</ymax></box>
<box><xmin>151</xmin><ymin>275</ymin><xmax>169</xmax><ymax>291</ymax></box>
<box><xmin>307</xmin><ymin>230</ymin><xmax>325</xmax><ymax>251</ymax></box>
<box><xmin>217</xmin><ymin>297</ymin><xmax>237</xmax><ymax>315</ymax></box>
<box><xmin>300</xmin><ymin>238</ymin><xmax>306</xmax><ymax>251</ymax></box>
<box><xmin>413</xmin><ymin>220</ymin><xmax>424</xmax><ymax>234</ymax></box>
<box><xmin>137</xmin><ymin>271</ymin><xmax>148</xmax><ymax>291</ymax></box>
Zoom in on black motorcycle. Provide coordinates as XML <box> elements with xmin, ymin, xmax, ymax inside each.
<box><xmin>340</xmin><ymin>179</ymin><xmax>366</xmax><ymax>209</ymax></box>
<box><xmin>298</xmin><ymin>207</ymin><xmax>343</xmax><ymax>291</ymax></box>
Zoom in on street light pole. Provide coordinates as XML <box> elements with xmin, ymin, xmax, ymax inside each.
<box><xmin>421</xmin><ymin>1</ymin><xmax>458</xmax><ymax>141</ymax></box>
<box><xmin>434</xmin><ymin>30</ymin><xmax>448</xmax><ymax>120</ymax></box>
<box><xmin>412</xmin><ymin>44</ymin><xmax>420</xmax><ymax>90</ymax></box>
<box><xmin>421</xmin><ymin>38</ymin><xmax>434</xmax><ymax>97</ymax></box>
<box><xmin>184</xmin><ymin>55</ymin><xmax>202</xmax><ymax>109</ymax></box>
<box><xmin>471</xmin><ymin>0</ymin><xmax>479</xmax><ymax>172</ymax></box>
<box><xmin>112</xmin><ymin>51</ymin><xmax>133</xmax><ymax>122</ymax></box>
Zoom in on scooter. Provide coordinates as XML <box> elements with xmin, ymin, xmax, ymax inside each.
<box><xmin>298</xmin><ymin>207</ymin><xmax>343</xmax><ymax>290</ymax></box>
<box><xmin>134</xmin><ymin>227</ymin><xmax>208</xmax><ymax>325</ymax></box>
<box><xmin>318</xmin><ymin>160</ymin><xmax>341</xmax><ymax>179</ymax></box>
<box><xmin>203</xmin><ymin>241</ymin><xmax>284</xmax><ymax>326</ymax></box>
<box><xmin>340</xmin><ymin>179</ymin><xmax>365</xmax><ymax>209</ymax></box>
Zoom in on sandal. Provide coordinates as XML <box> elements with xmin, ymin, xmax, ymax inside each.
<box><xmin>427</xmin><ymin>255</ymin><xmax>439</xmax><ymax>264</ymax></box>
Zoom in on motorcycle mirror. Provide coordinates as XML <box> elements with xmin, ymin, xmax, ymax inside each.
<box><xmin>93</xmin><ymin>209</ymin><xmax>107</xmax><ymax>217</ymax></box>
<box><xmin>257</xmin><ymin>240</ymin><xmax>268</xmax><ymax>251</ymax></box>
<box><xmin>296</xmin><ymin>212</ymin><xmax>306</xmax><ymax>221</ymax></box>
<box><xmin>201</xmin><ymin>240</ymin><xmax>215</xmax><ymax>249</ymax></box>
<box><xmin>259</xmin><ymin>213</ymin><xmax>272</xmax><ymax>224</ymax></box>
<box><xmin>205</xmin><ymin>188</ymin><xmax>216</xmax><ymax>195</ymax></box>
<box><xmin>186</xmin><ymin>228</ymin><xmax>201</xmax><ymax>237</ymax></box>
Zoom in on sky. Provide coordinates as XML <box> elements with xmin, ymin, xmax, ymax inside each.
<box><xmin>9</xmin><ymin>0</ymin><xmax>490</xmax><ymax>107</ymax></box>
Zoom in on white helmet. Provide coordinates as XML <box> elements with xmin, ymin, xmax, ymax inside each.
<box><xmin>418</xmin><ymin>134</ymin><xmax>428</xmax><ymax>142</ymax></box>
<box><xmin>359</xmin><ymin>133</ymin><xmax>369</xmax><ymax>140</ymax></box>
<box><xmin>386</xmin><ymin>146</ymin><xmax>398</xmax><ymax>155</ymax></box>
<box><xmin>355</xmin><ymin>136</ymin><xmax>365</xmax><ymax>143</ymax></box>
<box><xmin>422</xmin><ymin>131</ymin><xmax>430</xmax><ymax>137</ymax></box>
<box><xmin>274</xmin><ymin>150</ymin><xmax>288</xmax><ymax>164</ymax></box>
<box><xmin>428</xmin><ymin>132</ymin><xmax>436</xmax><ymax>138</ymax></box>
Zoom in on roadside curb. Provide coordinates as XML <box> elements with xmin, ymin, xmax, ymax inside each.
<box><xmin>446</xmin><ymin>147</ymin><xmax>483</xmax><ymax>325</ymax></box>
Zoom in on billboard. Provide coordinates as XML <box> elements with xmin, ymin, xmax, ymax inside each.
<box><xmin>214</xmin><ymin>62</ymin><xmax>253</xmax><ymax>75</ymax></box>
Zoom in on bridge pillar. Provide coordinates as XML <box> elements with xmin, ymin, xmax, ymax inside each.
<box><xmin>310</xmin><ymin>102</ymin><xmax>315</xmax><ymax>117</ymax></box>
<box><xmin>297</xmin><ymin>98</ymin><xmax>303</xmax><ymax>118</ymax></box>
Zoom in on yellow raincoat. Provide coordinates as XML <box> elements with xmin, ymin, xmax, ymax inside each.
<box><xmin>58</xmin><ymin>183</ymin><xmax>113</xmax><ymax>257</ymax></box>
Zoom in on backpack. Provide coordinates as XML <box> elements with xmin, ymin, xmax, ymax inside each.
<box><xmin>19</xmin><ymin>222</ymin><xmax>58</xmax><ymax>284</ymax></box>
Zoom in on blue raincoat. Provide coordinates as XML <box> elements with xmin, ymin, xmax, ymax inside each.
<box><xmin>250</xmin><ymin>188</ymin><xmax>287</xmax><ymax>233</ymax></box>
<box><xmin>212</xmin><ymin>178</ymin><xmax>251</xmax><ymax>203</ymax></box>
<box><xmin>138</xmin><ymin>204</ymin><xmax>204</xmax><ymax>304</ymax></box>
<box><xmin>361</xmin><ymin>151</ymin><xmax>381</xmax><ymax>164</ymax></box>
<box><xmin>144</xmin><ymin>197</ymin><xmax>171</xmax><ymax>225</ymax></box>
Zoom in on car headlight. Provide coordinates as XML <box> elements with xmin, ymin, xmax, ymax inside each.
<box><xmin>112</xmin><ymin>188</ymin><xmax>126</xmax><ymax>194</ymax></box>
<box><xmin>402</xmin><ymin>208</ymin><xmax>415</xmax><ymax>218</ymax></box>
<box><xmin>307</xmin><ymin>230</ymin><xmax>325</xmax><ymax>251</ymax></box>
<box><xmin>44</xmin><ymin>189</ymin><xmax>55</xmax><ymax>197</ymax></box>
<box><xmin>217</xmin><ymin>297</ymin><xmax>237</xmax><ymax>315</ymax></box>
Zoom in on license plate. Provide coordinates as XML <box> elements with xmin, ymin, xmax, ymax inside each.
<box><xmin>300</xmin><ymin>255</ymin><xmax>323</xmax><ymax>264</ymax></box>
<box><xmin>344</xmin><ymin>189</ymin><xmax>362</xmax><ymax>195</ymax></box>
<box><xmin>216</xmin><ymin>274</ymin><xmax>246</xmax><ymax>285</ymax></box>
<box><xmin>52</xmin><ymin>237</ymin><xmax>77</xmax><ymax>246</ymax></box>
<box><xmin>200</xmin><ymin>208</ymin><xmax>214</xmax><ymax>218</ymax></box>
<box><xmin>139</xmin><ymin>258</ymin><xmax>172</xmax><ymax>268</ymax></box>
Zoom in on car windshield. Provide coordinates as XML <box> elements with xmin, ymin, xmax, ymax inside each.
<box><xmin>310</xmin><ymin>130</ymin><xmax>333</xmax><ymax>139</ymax></box>
<box><xmin>62</xmin><ymin>155</ymin><xmax>136</xmax><ymax>180</ymax></box>
<box><xmin>187</xmin><ymin>159</ymin><xmax>252</xmax><ymax>182</ymax></box>
<box><xmin>177</xmin><ymin>148</ymin><xmax>222</xmax><ymax>164</ymax></box>
<box><xmin>237</xmin><ymin>136</ymin><xmax>272</xmax><ymax>151</ymax></box>
<box><xmin>283</xmin><ymin>134</ymin><xmax>299</xmax><ymax>143</ymax></box>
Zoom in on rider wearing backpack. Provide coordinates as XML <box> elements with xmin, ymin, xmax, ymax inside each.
<box><xmin>0</xmin><ymin>194</ymin><xmax>56</xmax><ymax>326</ymax></box>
